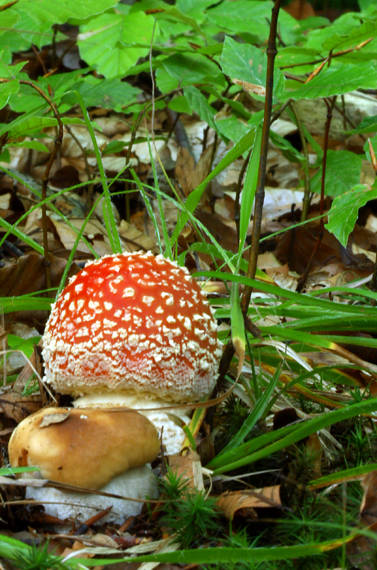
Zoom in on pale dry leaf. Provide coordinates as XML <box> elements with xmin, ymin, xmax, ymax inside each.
<box><xmin>232</xmin><ymin>78</ymin><xmax>266</xmax><ymax>97</ymax></box>
<box><xmin>168</xmin><ymin>450</ymin><xmax>204</xmax><ymax>490</ymax></box>
<box><xmin>217</xmin><ymin>486</ymin><xmax>281</xmax><ymax>520</ymax></box>
<box><xmin>50</xmin><ymin>216</ymin><xmax>113</xmax><ymax>254</ymax></box>
<box><xmin>119</xmin><ymin>219</ymin><xmax>156</xmax><ymax>252</ymax></box>
<box><xmin>0</xmin><ymin>193</ymin><xmax>11</xmax><ymax>209</ymax></box>
<box><xmin>40</xmin><ymin>410</ymin><xmax>70</xmax><ymax>427</ymax></box>
<box><xmin>175</xmin><ymin>146</ymin><xmax>196</xmax><ymax>196</ymax></box>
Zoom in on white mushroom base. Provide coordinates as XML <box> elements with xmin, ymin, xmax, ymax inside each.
<box><xmin>74</xmin><ymin>393</ymin><xmax>192</xmax><ymax>455</ymax></box>
<box><xmin>27</xmin><ymin>465</ymin><xmax>158</xmax><ymax>525</ymax></box>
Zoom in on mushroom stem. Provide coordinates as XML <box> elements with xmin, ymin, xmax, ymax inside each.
<box><xmin>73</xmin><ymin>393</ymin><xmax>191</xmax><ymax>455</ymax></box>
<box><xmin>26</xmin><ymin>466</ymin><xmax>158</xmax><ymax>525</ymax></box>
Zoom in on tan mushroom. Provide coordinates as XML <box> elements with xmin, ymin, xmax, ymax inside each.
<box><xmin>8</xmin><ymin>407</ymin><xmax>160</xmax><ymax>524</ymax></box>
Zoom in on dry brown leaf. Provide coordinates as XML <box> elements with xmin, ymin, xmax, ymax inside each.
<box><xmin>168</xmin><ymin>450</ymin><xmax>204</xmax><ymax>490</ymax></box>
<box><xmin>284</xmin><ymin>0</ymin><xmax>315</xmax><ymax>19</ymax></box>
<box><xmin>175</xmin><ymin>147</ymin><xmax>196</xmax><ymax>196</ymax></box>
<box><xmin>217</xmin><ymin>486</ymin><xmax>281</xmax><ymax>520</ymax></box>
<box><xmin>119</xmin><ymin>219</ymin><xmax>156</xmax><ymax>252</ymax></box>
<box><xmin>0</xmin><ymin>390</ymin><xmax>41</xmax><ymax>423</ymax></box>
<box><xmin>50</xmin><ymin>216</ymin><xmax>112</xmax><ymax>255</ymax></box>
<box><xmin>0</xmin><ymin>252</ymin><xmax>76</xmax><ymax>297</ymax></box>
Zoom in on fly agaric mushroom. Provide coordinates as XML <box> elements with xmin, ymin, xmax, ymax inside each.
<box><xmin>42</xmin><ymin>251</ymin><xmax>222</xmax><ymax>454</ymax></box>
<box><xmin>8</xmin><ymin>407</ymin><xmax>160</xmax><ymax>524</ymax></box>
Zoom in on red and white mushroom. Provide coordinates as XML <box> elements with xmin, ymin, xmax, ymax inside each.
<box><xmin>42</xmin><ymin>251</ymin><xmax>222</xmax><ymax>454</ymax></box>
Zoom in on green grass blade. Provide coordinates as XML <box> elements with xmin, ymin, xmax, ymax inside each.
<box><xmin>0</xmin><ymin>217</ymin><xmax>44</xmax><ymax>254</ymax></box>
<box><xmin>0</xmin><ymin>295</ymin><xmax>53</xmax><ymax>314</ymax></box>
<box><xmin>73</xmin><ymin>536</ymin><xmax>357</xmax><ymax>566</ymax></box>
<box><xmin>237</xmin><ymin>123</ymin><xmax>262</xmax><ymax>267</ymax></box>
<box><xmin>210</xmin><ymin>397</ymin><xmax>377</xmax><ymax>474</ymax></box>
<box><xmin>73</xmin><ymin>91</ymin><xmax>122</xmax><ymax>254</ymax></box>
<box><xmin>219</xmin><ymin>363</ymin><xmax>282</xmax><ymax>456</ymax></box>
<box><xmin>309</xmin><ymin>463</ymin><xmax>377</xmax><ymax>489</ymax></box>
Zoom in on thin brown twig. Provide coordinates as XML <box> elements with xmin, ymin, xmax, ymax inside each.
<box><xmin>241</xmin><ymin>0</ymin><xmax>282</xmax><ymax>314</ymax></box>
<box><xmin>0</xmin><ymin>78</ymin><xmax>64</xmax><ymax>288</ymax></box>
<box><xmin>288</xmin><ymin>102</ymin><xmax>311</xmax><ymax>221</ymax></box>
<box><xmin>297</xmin><ymin>96</ymin><xmax>336</xmax><ymax>292</ymax></box>
<box><xmin>280</xmin><ymin>37</ymin><xmax>373</xmax><ymax>70</ymax></box>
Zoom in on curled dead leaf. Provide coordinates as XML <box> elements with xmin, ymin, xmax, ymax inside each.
<box><xmin>232</xmin><ymin>78</ymin><xmax>266</xmax><ymax>96</ymax></box>
<box><xmin>40</xmin><ymin>410</ymin><xmax>71</xmax><ymax>427</ymax></box>
<box><xmin>168</xmin><ymin>450</ymin><xmax>204</xmax><ymax>491</ymax></box>
<box><xmin>217</xmin><ymin>486</ymin><xmax>281</xmax><ymax>520</ymax></box>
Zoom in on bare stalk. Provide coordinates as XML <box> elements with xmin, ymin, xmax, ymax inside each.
<box><xmin>0</xmin><ymin>78</ymin><xmax>64</xmax><ymax>289</ymax></box>
<box><xmin>241</xmin><ymin>0</ymin><xmax>282</xmax><ymax>313</ymax></box>
<box><xmin>297</xmin><ymin>96</ymin><xmax>336</xmax><ymax>292</ymax></box>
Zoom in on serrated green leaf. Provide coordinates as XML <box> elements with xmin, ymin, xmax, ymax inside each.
<box><xmin>183</xmin><ymin>85</ymin><xmax>216</xmax><ymax>129</ymax></box>
<box><xmin>72</xmin><ymin>76</ymin><xmax>141</xmax><ymax>111</ymax></box>
<box><xmin>1</xmin><ymin>115</ymin><xmax>57</xmax><ymax>138</ymax></box>
<box><xmin>220</xmin><ymin>36</ymin><xmax>284</xmax><ymax>101</ymax></box>
<box><xmin>156</xmin><ymin>52</ymin><xmax>225</xmax><ymax>93</ymax></box>
<box><xmin>310</xmin><ymin>150</ymin><xmax>362</xmax><ymax>197</ymax></box>
<box><xmin>287</xmin><ymin>61</ymin><xmax>377</xmax><ymax>100</ymax></box>
<box><xmin>0</xmin><ymin>79</ymin><xmax>19</xmax><ymax>110</ymax></box>
<box><xmin>78</xmin><ymin>10</ymin><xmax>156</xmax><ymax>78</ymax></box>
<box><xmin>325</xmin><ymin>183</ymin><xmax>377</xmax><ymax>246</ymax></box>
<box><xmin>8</xmin><ymin>140</ymin><xmax>49</xmax><ymax>152</ymax></box>
<box><xmin>208</xmin><ymin>0</ymin><xmax>272</xmax><ymax>40</ymax></box>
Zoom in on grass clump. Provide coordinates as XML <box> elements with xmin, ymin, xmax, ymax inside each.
<box><xmin>159</xmin><ymin>469</ymin><xmax>222</xmax><ymax>549</ymax></box>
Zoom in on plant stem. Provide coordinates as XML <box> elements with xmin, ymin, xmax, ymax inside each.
<box><xmin>241</xmin><ymin>0</ymin><xmax>281</xmax><ymax>313</ymax></box>
<box><xmin>297</xmin><ymin>96</ymin><xmax>336</xmax><ymax>292</ymax></box>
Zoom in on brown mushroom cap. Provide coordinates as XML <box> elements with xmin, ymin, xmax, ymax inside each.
<box><xmin>42</xmin><ymin>252</ymin><xmax>222</xmax><ymax>402</ymax></box>
<box><xmin>8</xmin><ymin>407</ymin><xmax>160</xmax><ymax>489</ymax></box>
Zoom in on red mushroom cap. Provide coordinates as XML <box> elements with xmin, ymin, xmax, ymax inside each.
<box><xmin>42</xmin><ymin>252</ymin><xmax>222</xmax><ymax>402</ymax></box>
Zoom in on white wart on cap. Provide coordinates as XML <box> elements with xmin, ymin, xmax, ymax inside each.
<box><xmin>42</xmin><ymin>252</ymin><xmax>222</xmax><ymax>402</ymax></box>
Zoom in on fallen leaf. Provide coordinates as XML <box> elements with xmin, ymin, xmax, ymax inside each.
<box><xmin>217</xmin><ymin>486</ymin><xmax>281</xmax><ymax>520</ymax></box>
<box><xmin>168</xmin><ymin>450</ymin><xmax>204</xmax><ymax>490</ymax></box>
<box><xmin>0</xmin><ymin>390</ymin><xmax>41</xmax><ymax>423</ymax></box>
<box><xmin>40</xmin><ymin>410</ymin><xmax>70</xmax><ymax>427</ymax></box>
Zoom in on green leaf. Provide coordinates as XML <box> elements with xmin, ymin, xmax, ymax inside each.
<box><xmin>7</xmin><ymin>334</ymin><xmax>40</xmax><ymax>359</ymax></box>
<box><xmin>310</xmin><ymin>150</ymin><xmax>363</xmax><ymax>197</ymax></box>
<box><xmin>287</xmin><ymin>61</ymin><xmax>377</xmax><ymax>100</ymax></box>
<box><xmin>0</xmin><ymin>115</ymin><xmax>57</xmax><ymax>138</ymax></box>
<box><xmin>208</xmin><ymin>0</ymin><xmax>273</xmax><ymax>40</ymax></box>
<box><xmin>8</xmin><ymin>140</ymin><xmax>49</xmax><ymax>152</ymax></box>
<box><xmin>0</xmin><ymin>80</ymin><xmax>19</xmax><ymax>110</ymax></box>
<box><xmin>0</xmin><ymin>296</ymin><xmax>53</xmax><ymax>314</ymax></box>
<box><xmin>220</xmin><ymin>36</ymin><xmax>285</xmax><ymax>100</ymax></box>
<box><xmin>183</xmin><ymin>85</ymin><xmax>216</xmax><ymax>129</ymax></box>
<box><xmin>238</xmin><ymin>124</ymin><xmax>262</xmax><ymax>262</ymax></box>
<box><xmin>325</xmin><ymin>183</ymin><xmax>377</xmax><ymax>246</ymax></box>
<box><xmin>305</xmin><ymin>11</ymin><xmax>375</xmax><ymax>53</ymax></box>
<box><xmin>78</xmin><ymin>10</ymin><xmax>156</xmax><ymax>78</ymax></box>
<box><xmin>156</xmin><ymin>53</ymin><xmax>225</xmax><ymax>93</ymax></box>
<box><xmin>176</xmin><ymin>0</ymin><xmax>215</xmax><ymax>23</ymax></box>
<box><xmin>72</xmin><ymin>76</ymin><xmax>141</xmax><ymax>111</ymax></box>
<box><xmin>215</xmin><ymin>116</ymin><xmax>251</xmax><ymax>143</ymax></box>
<box><xmin>346</xmin><ymin>114</ymin><xmax>377</xmax><ymax>134</ymax></box>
